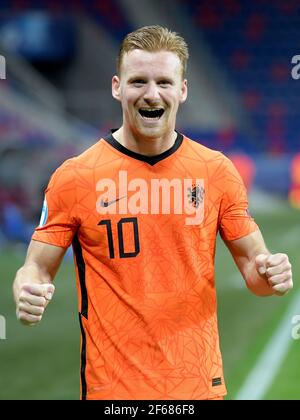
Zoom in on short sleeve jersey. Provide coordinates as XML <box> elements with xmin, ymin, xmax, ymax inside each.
<box><xmin>32</xmin><ymin>132</ymin><xmax>258</xmax><ymax>400</ymax></box>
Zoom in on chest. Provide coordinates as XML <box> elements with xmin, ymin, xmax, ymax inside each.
<box><xmin>76</xmin><ymin>163</ymin><xmax>222</xmax><ymax>256</ymax></box>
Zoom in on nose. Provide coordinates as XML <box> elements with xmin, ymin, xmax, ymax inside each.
<box><xmin>143</xmin><ymin>81</ymin><xmax>160</xmax><ymax>102</ymax></box>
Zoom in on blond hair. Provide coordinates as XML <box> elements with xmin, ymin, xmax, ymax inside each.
<box><xmin>117</xmin><ymin>25</ymin><xmax>189</xmax><ymax>78</ymax></box>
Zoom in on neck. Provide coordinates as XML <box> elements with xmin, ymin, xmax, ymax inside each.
<box><xmin>112</xmin><ymin>127</ymin><xmax>177</xmax><ymax>156</ymax></box>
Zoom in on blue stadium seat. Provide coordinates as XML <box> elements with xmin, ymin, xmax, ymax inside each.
<box><xmin>179</xmin><ymin>0</ymin><xmax>300</xmax><ymax>154</ymax></box>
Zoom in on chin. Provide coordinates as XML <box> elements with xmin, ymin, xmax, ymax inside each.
<box><xmin>137</xmin><ymin>126</ymin><xmax>163</xmax><ymax>139</ymax></box>
<box><xmin>142</xmin><ymin>120</ymin><xmax>169</xmax><ymax>135</ymax></box>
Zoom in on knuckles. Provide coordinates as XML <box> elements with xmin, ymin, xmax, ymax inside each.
<box><xmin>272</xmin><ymin>278</ymin><xmax>293</xmax><ymax>296</ymax></box>
<box><xmin>267</xmin><ymin>253</ymin><xmax>289</xmax><ymax>266</ymax></box>
<box><xmin>18</xmin><ymin>290</ymin><xmax>46</xmax><ymax>306</ymax></box>
<box><xmin>18</xmin><ymin>311</ymin><xmax>42</xmax><ymax>325</ymax></box>
<box><xmin>18</xmin><ymin>303</ymin><xmax>45</xmax><ymax>316</ymax></box>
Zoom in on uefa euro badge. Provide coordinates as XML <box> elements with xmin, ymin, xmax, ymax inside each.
<box><xmin>39</xmin><ymin>198</ymin><xmax>48</xmax><ymax>227</ymax></box>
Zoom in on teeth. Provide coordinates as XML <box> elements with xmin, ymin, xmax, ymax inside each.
<box><xmin>140</xmin><ymin>108</ymin><xmax>162</xmax><ymax>111</ymax></box>
<box><xmin>139</xmin><ymin>108</ymin><xmax>164</xmax><ymax>119</ymax></box>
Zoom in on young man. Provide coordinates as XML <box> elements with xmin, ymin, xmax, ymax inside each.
<box><xmin>13</xmin><ymin>26</ymin><xmax>293</xmax><ymax>400</ymax></box>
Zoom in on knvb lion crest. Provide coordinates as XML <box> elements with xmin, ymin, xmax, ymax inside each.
<box><xmin>187</xmin><ymin>184</ymin><xmax>205</xmax><ymax>209</ymax></box>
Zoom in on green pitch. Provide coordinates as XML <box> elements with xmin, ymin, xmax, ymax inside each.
<box><xmin>0</xmin><ymin>200</ymin><xmax>299</xmax><ymax>400</ymax></box>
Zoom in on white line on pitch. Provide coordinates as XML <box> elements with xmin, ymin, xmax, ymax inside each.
<box><xmin>235</xmin><ymin>290</ymin><xmax>300</xmax><ymax>400</ymax></box>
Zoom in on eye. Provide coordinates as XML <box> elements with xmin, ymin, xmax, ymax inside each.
<box><xmin>158</xmin><ymin>80</ymin><xmax>172</xmax><ymax>87</ymax></box>
<box><xmin>131</xmin><ymin>79</ymin><xmax>146</xmax><ymax>87</ymax></box>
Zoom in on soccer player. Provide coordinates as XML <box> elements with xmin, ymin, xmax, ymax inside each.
<box><xmin>13</xmin><ymin>26</ymin><xmax>293</xmax><ymax>400</ymax></box>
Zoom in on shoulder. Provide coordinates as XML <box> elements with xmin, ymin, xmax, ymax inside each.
<box><xmin>45</xmin><ymin>140</ymin><xmax>102</xmax><ymax>192</ymax></box>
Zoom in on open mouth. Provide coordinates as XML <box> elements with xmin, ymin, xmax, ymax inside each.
<box><xmin>138</xmin><ymin>108</ymin><xmax>165</xmax><ymax>120</ymax></box>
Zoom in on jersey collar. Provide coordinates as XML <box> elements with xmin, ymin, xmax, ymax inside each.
<box><xmin>104</xmin><ymin>130</ymin><xmax>183</xmax><ymax>166</ymax></box>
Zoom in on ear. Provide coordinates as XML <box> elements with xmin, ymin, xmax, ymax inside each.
<box><xmin>180</xmin><ymin>79</ymin><xmax>188</xmax><ymax>104</ymax></box>
<box><xmin>112</xmin><ymin>75</ymin><xmax>121</xmax><ymax>101</ymax></box>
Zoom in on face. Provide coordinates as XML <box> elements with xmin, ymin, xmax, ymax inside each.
<box><xmin>112</xmin><ymin>50</ymin><xmax>187</xmax><ymax>140</ymax></box>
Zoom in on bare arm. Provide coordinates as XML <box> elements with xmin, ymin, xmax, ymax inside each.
<box><xmin>225</xmin><ymin>229</ymin><xmax>293</xmax><ymax>297</ymax></box>
<box><xmin>13</xmin><ymin>240</ymin><xmax>67</xmax><ymax>325</ymax></box>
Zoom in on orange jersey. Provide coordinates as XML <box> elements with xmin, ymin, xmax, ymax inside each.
<box><xmin>33</xmin><ymin>132</ymin><xmax>258</xmax><ymax>400</ymax></box>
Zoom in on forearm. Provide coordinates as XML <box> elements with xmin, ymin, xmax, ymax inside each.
<box><xmin>227</xmin><ymin>230</ymin><xmax>292</xmax><ymax>297</ymax></box>
<box><xmin>13</xmin><ymin>240</ymin><xmax>65</xmax><ymax>297</ymax></box>
<box><xmin>226</xmin><ymin>230</ymin><xmax>275</xmax><ymax>297</ymax></box>
<box><xmin>13</xmin><ymin>240</ymin><xmax>65</xmax><ymax>326</ymax></box>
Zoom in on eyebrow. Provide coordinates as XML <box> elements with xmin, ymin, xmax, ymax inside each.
<box><xmin>127</xmin><ymin>76</ymin><xmax>175</xmax><ymax>83</ymax></box>
<box><xmin>127</xmin><ymin>77</ymin><xmax>146</xmax><ymax>82</ymax></box>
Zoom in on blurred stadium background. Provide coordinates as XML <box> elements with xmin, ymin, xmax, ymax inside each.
<box><xmin>0</xmin><ymin>0</ymin><xmax>299</xmax><ymax>400</ymax></box>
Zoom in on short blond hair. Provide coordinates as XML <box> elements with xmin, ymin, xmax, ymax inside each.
<box><xmin>117</xmin><ymin>25</ymin><xmax>189</xmax><ymax>79</ymax></box>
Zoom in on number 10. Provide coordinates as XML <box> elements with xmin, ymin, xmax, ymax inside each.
<box><xmin>98</xmin><ymin>217</ymin><xmax>140</xmax><ymax>259</ymax></box>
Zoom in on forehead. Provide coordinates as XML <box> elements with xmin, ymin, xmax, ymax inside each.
<box><xmin>120</xmin><ymin>50</ymin><xmax>182</xmax><ymax>79</ymax></box>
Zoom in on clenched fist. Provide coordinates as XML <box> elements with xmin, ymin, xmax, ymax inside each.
<box><xmin>15</xmin><ymin>283</ymin><xmax>55</xmax><ymax>326</ymax></box>
<box><xmin>255</xmin><ymin>253</ymin><xmax>293</xmax><ymax>296</ymax></box>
